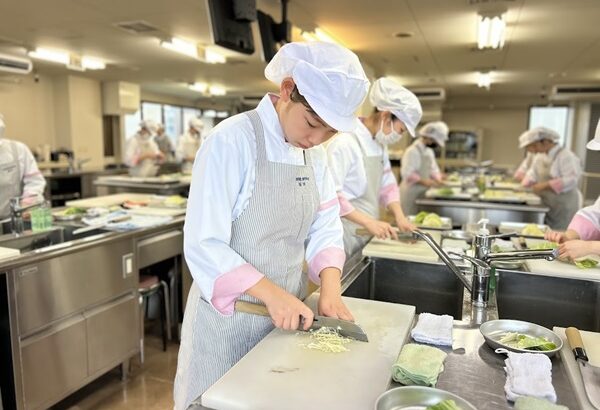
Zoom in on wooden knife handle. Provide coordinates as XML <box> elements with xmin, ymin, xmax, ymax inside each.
<box><xmin>234</xmin><ymin>300</ymin><xmax>270</xmax><ymax>317</ymax></box>
<box><xmin>566</xmin><ymin>326</ymin><xmax>589</xmax><ymax>361</ymax></box>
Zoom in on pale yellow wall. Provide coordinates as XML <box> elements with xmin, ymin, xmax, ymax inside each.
<box><xmin>0</xmin><ymin>73</ymin><xmax>56</xmax><ymax>150</ymax></box>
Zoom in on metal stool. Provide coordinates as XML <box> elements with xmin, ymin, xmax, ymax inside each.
<box><xmin>138</xmin><ymin>275</ymin><xmax>171</xmax><ymax>364</ymax></box>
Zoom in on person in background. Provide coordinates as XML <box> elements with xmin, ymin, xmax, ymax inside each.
<box><xmin>176</xmin><ymin>118</ymin><xmax>204</xmax><ymax>173</ymax></box>
<box><xmin>399</xmin><ymin>121</ymin><xmax>449</xmax><ymax>215</ymax></box>
<box><xmin>521</xmin><ymin>127</ymin><xmax>582</xmax><ymax>230</ymax></box>
<box><xmin>545</xmin><ymin>119</ymin><xmax>600</xmax><ymax>258</ymax></box>
<box><xmin>173</xmin><ymin>41</ymin><xmax>370</xmax><ymax>409</ymax></box>
<box><xmin>326</xmin><ymin>77</ymin><xmax>420</xmax><ymax>256</ymax></box>
<box><xmin>124</xmin><ymin>119</ymin><xmax>164</xmax><ymax>177</ymax></box>
<box><xmin>0</xmin><ymin>113</ymin><xmax>46</xmax><ymax>218</ymax></box>
<box><xmin>514</xmin><ymin>129</ymin><xmax>551</xmax><ymax>182</ymax></box>
<box><xmin>154</xmin><ymin>123</ymin><xmax>175</xmax><ymax>162</ymax></box>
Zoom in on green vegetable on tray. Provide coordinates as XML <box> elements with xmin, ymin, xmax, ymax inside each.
<box><xmin>426</xmin><ymin>399</ymin><xmax>463</xmax><ymax>410</ymax></box>
<box><xmin>528</xmin><ymin>241</ymin><xmax>558</xmax><ymax>250</ymax></box>
<box><xmin>436</xmin><ymin>187</ymin><xmax>454</xmax><ymax>197</ymax></box>
<box><xmin>413</xmin><ymin>212</ymin><xmax>444</xmax><ymax>228</ymax></box>
<box><xmin>574</xmin><ymin>259</ymin><xmax>599</xmax><ymax>269</ymax></box>
<box><xmin>414</xmin><ymin>211</ymin><xmax>429</xmax><ymax>224</ymax></box>
<box><xmin>63</xmin><ymin>207</ymin><xmax>87</xmax><ymax>215</ymax></box>
<box><xmin>498</xmin><ymin>332</ymin><xmax>557</xmax><ymax>351</ymax></box>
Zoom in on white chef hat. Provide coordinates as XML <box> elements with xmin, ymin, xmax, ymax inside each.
<box><xmin>587</xmin><ymin>119</ymin><xmax>600</xmax><ymax>151</ymax></box>
<box><xmin>139</xmin><ymin>119</ymin><xmax>159</xmax><ymax>134</ymax></box>
<box><xmin>518</xmin><ymin>127</ymin><xmax>560</xmax><ymax>148</ymax></box>
<box><xmin>189</xmin><ymin>117</ymin><xmax>204</xmax><ymax>132</ymax></box>
<box><xmin>419</xmin><ymin>121</ymin><xmax>449</xmax><ymax>147</ymax></box>
<box><xmin>369</xmin><ymin>77</ymin><xmax>423</xmax><ymax>137</ymax></box>
<box><xmin>264</xmin><ymin>41</ymin><xmax>370</xmax><ymax>132</ymax></box>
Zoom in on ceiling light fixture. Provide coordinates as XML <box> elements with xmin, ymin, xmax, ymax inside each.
<box><xmin>301</xmin><ymin>27</ymin><xmax>345</xmax><ymax>47</ymax></box>
<box><xmin>477</xmin><ymin>71</ymin><xmax>492</xmax><ymax>89</ymax></box>
<box><xmin>204</xmin><ymin>47</ymin><xmax>226</xmax><ymax>64</ymax></box>
<box><xmin>81</xmin><ymin>57</ymin><xmax>106</xmax><ymax>70</ymax></box>
<box><xmin>208</xmin><ymin>85</ymin><xmax>226</xmax><ymax>96</ymax></box>
<box><xmin>160</xmin><ymin>37</ymin><xmax>199</xmax><ymax>59</ymax></box>
<box><xmin>189</xmin><ymin>82</ymin><xmax>208</xmax><ymax>93</ymax></box>
<box><xmin>477</xmin><ymin>13</ymin><xmax>505</xmax><ymax>49</ymax></box>
<box><xmin>28</xmin><ymin>47</ymin><xmax>70</xmax><ymax>64</ymax></box>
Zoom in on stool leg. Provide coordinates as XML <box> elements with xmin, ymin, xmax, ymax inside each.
<box><xmin>161</xmin><ymin>280</ymin><xmax>172</xmax><ymax>341</ymax></box>
<box><xmin>159</xmin><ymin>288</ymin><xmax>167</xmax><ymax>351</ymax></box>
<box><xmin>139</xmin><ymin>294</ymin><xmax>146</xmax><ymax>364</ymax></box>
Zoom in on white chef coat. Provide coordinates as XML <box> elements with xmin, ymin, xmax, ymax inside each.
<box><xmin>514</xmin><ymin>152</ymin><xmax>535</xmax><ymax>180</ymax></box>
<box><xmin>326</xmin><ymin>119</ymin><xmax>399</xmax><ymax>215</ymax></box>
<box><xmin>176</xmin><ymin>132</ymin><xmax>203</xmax><ymax>162</ymax></box>
<box><xmin>400</xmin><ymin>140</ymin><xmax>442</xmax><ymax>185</ymax></box>
<box><xmin>124</xmin><ymin>132</ymin><xmax>160</xmax><ymax>167</ymax></box>
<box><xmin>184</xmin><ymin>93</ymin><xmax>345</xmax><ymax>315</ymax></box>
<box><xmin>522</xmin><ymin>145</ymin><xmax>581</xmax><ymax>193</ymax></box>
<box><xmin>568</xmin><ymin>197</ymin><xmax>600</xmax><ymax>241</ymax></box>
<box><xmin>0</xmin><ymin>138</ymin><xmax>46</xmax><ymax>198</ymax></box>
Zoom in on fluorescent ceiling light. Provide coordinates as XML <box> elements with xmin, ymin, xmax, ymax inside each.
<box><xmin>208</xmin><ymin>85</ymin><xmax>226</xmax><ymax>96</ymax></box>
<box><xmin>203</xmin><ymin>109</ymin><xmax>217</xmax><ymax>118</ymax></box>
<box><xmin>477</xmin><ymin>72</ymin><xmax>492</xmax><ymax>89</ymax></box>
<box><xmin>301</xmin><ymin>27</ymin><xmax>345</xmax><ymax>47</ymax></box>
<box><xmin>28</xmin><ymin>48</ymin><xmax>70</xmax><ymax>64</ymax></box>
<box><xmin>204</xmin><ymin>47</ymin><xmax>226</xmax><ymax>64</ymax></box>
<box><xmin>216</xmin><ymin>111</ymin><xmax>229</xmax><ymax>118</ymax></box>
<box><xmin>477</xmin><ymin>14</ymin><xmax>505</xmax><ymax>49</ymax></box>
<box><xmin>160</xmin><ymin>37</ymin><xmax>199</xmax><ymax>59</ymax></box>
<box><xmin>188</xmin><ymin>82</ymin><xmax>208</xmax><ymax>93</ymax></box>
<box><xmin>82</xmin><ymin>57</ymin><xmax>106</xmax><ymax>70</ymax></box>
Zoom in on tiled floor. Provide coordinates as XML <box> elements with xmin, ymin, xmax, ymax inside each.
<box><xmin>52</xmin><ymin>336</ymin><xmax>179</xmax><ymax>410</ymax></box>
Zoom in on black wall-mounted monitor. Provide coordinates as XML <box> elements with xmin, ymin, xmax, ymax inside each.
<box><xmin>206</xmin><ymin>0</ymin><xmax>255</xmax><ymax>55</ymax></box>
<box><xmin>257</xmin><ymin>9</ymin><xmax>290</xmax><ymax>63</ymax></box>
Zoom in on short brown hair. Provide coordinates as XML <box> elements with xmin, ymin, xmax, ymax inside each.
<box><xmin>290</xmin><ymin>85</ymin><xmax>314</xmax><ymax>111</ymax></box>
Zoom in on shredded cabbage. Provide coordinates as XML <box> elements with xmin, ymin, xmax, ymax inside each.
<box><xmin>574</xmin><ymin>259</ymin><xmax>599</xmax><ymax>269</ymax></box>
<box><xmin>426</xmin><ymin>399</ymin><xmax>463</xmax><ymax>410</ymax></box>
<box><xmin>498</xmin><ymin>332</ymin><xmax>557</xmax><ymax>351</ymax></box>
<box><xmin>299</xmin><ymin>327</ymin><xmax>351</xmax><ymax>353</ymax></box>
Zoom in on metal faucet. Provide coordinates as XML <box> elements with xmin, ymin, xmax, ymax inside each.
<box><xmin>9</xmin><ymin>196</ymin><xmax>45</xmax><ymax>235</ymax></box>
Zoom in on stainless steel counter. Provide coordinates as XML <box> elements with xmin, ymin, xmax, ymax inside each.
<box><xmin>416</xmin><ymin>198</ymin><xmax>549</xmax><ymax>226</ymax></box>
<box><xmin>94</xmin><ymin>177</ymin><xmax>190</xmax><ymax>195</ymax></box>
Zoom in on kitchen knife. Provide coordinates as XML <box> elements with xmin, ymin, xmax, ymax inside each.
<box><xmin>355</xmin><ymin>228</ymin><xmax>417</xmax><ymax>243</ymax></box>
<box><xmin>234</xmin><ymin>300</ymin><xmax>369</xmax><ymax>342</ymax></box>
<box><xmin>566</xmin><ymin>327</ymin><xmax>600</xmax><ymax>409</ymax></box>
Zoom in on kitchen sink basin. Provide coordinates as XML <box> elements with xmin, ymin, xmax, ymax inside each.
<box><xmin>0</xmin><ymin>220</ymin><xmax>31</xmax><ymax>235</ymax></box>
<box><xmin>0</xmin><ymin>225</ymin><xmax>110</xmax><ymax>253</ymax></box>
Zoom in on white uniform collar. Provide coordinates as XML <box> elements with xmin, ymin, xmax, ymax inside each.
<box><xmin>256</xmin><ymin>93</ymin><xmax>302</xmax><ymax>152</ymax></box>
<box><xmin>548</xmin><ymin>144</ymin><xmax>561</xmax><ymax>160</ymax></box>
<box><xmin>354</xmin><ymin>119</ymin><xmax>375</xmax><ymax>151</ymax></box>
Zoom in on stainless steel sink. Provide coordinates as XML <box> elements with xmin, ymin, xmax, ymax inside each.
<box><xmin>0</xmin><ymin>225</ymin><xmax>110</xmax><ymax>253</ymax></box>
<box><xmin>0</xmin><ymin>219</ymin><xmax>31</xmax><ymax>235</ymax></box>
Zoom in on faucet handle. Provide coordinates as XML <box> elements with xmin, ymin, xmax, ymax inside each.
<box><xmin>448</xmin><ymin>252</ymin><xmax>491</xmax><ymax>269</ymax></box>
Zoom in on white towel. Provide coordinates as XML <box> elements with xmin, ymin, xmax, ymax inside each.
<box><xmin>410</xmin><ymin>313</ymin><xmax>453</xmax><ymax>346</ymax></box>
<box><xmin>504</xmin><ymin>351</ymin><xmax>557</xmax><ymax>403</ymax></box>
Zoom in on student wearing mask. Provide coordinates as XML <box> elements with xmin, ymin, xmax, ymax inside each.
<box><xmin>514</xmin><ymin>129</ymin><xmax>551</xmax><ymax>183</ymax></box>
<box><xmin>176</xmin><ymin>118</ymin><xmax>204</xmax><ymax>173</ymax></box>
<box><xmin>399</xmin><ymin>121</ymin><xmax>449</xmax><ymax>216</ymax></box>
<box><xmin>173</xmin><ymin>41</ymin><xmax>370</xmax><ymax>409</ymax></box>
<box><xmin>327</xmin><ymin>77</ymin><xmax>420</xmax><ymax>256</ymax></box>
<box><xmin>125</xmin><ymin>119</ymin><xmax>164</xmax><ymax>177</ymax></box>
<box><xmin>0</xmin><ymin>114</ymin><xmax>46</xmax><ymax>218</ymax></box>
<box><xmin>545</xmin><ymin>119</ymin><xmax>600</xmax><ymax>259</ymax></box>
<box><xmin>521</xmin><ymin>127</ymin><xmax>582</xmax><ymax>230</ymax></box>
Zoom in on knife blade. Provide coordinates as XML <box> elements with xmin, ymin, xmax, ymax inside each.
<box><xmin>566</xmin><ymin>327</ymin><xmax>600</xmax><ymax>409</ymax></box>
<box><xmin>234</xmin><ymin>300</ymin><xmax>369</xmax><ymax>342</ymax></box>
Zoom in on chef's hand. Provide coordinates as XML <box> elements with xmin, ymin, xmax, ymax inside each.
<box><xmin>264</xmin><ymin>287</ymin><xmax>314</xmax><ymax>331</ymax></box>
<box><xmin>365</xmin><ymin>219</ymin><xmax>397</xmax><ymax>240</ymax></box>
<box><xmin>396</xmin><ymin>216</ymin><xmax>416</xmax><ymax>232</ymax></box>
<box><xmin>545</xmin><ymin>230</ymin><xmax>567</xmax><ymax>243</ymax></box>
<box><xmin>559</xmin><ymin>240</ymin><xmax>596</xmax><ymax>260</ymax></box>
<box><xmin>420</xmin><ymin>179</ymin><xmax>437</xmax><ymax>187</ymax></box>
<box><xmin>318</xmin><ymin>268</ymin><xmax>354</xmax><ymax>322</ymax></box>
<box><xmin>532</xmin><ymin>181</ymin><xmax>549</xmax><ymax>194</ymax></box>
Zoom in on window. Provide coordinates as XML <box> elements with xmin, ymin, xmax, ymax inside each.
<box><xmin>124</xmin><ymin>109</ymin><xmax>141</xmax><ymax>139</ymax></box>
<box><xmin>141</xmin><ymin>102</ymin><xmax>162</xmax><ymax>124</ymax></box>
<box><xmin>528</xmin><ymin>106</ymin><xmax>570</xmax><ymax>145</ymax></box>
<box><xmin>163</xmin><ymin>105</ymin><xmax>183</xmax><ymax>145</ymax></box>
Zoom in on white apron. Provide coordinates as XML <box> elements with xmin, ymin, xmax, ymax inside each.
<box><xmin>0</xmin><ymin>141</ymin><xmax>22</xmax><ymax>218</ymax></box>
<box><xmin>400</xmin><ymin>145</ymin><xmax>431</xmax><ymax>216</ymax></box>
<box><xmin>173</xmin><ymin>110</ymin><xmax>319</xmax><ymax>409</ymax></box>
<box><xmin>129</xmin><ymin>138</ymin><xmax>159</xmax><ymax>177</ymax></box>
<box><xmin>181</xmin><ymin>137</ymin><xmax>201</xmax><ymax>174</ymax></box>
<box><xmin>341</xmin><ymin>134</ymin><xmax>384</xmax><ymax>257</ymax></box>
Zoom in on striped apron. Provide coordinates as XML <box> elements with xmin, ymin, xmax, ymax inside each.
<box><xmin>174</xmin><ymin>110</ymin><xmax>319</xmax><ymax>409</ymax></box>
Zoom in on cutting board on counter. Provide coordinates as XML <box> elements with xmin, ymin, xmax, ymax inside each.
<box><xmin>0</xmin><ymin>246</ymin><xmax>20</xmax><ymax>261</ymax></box>
<box><xmin>202</xmin><ymin>295</ymin><xmax>416</xmax><ymax>410</ymax></box>
<box><xmin>526</xmin><ymin>258</ymin><xmax>600</xmax><ymax>282</ymax></box>
<box><xmin>126</xmin><ymin>206</ymin><xmax>186</xmax><ymax>217</ymax></box>
<box><xmin>66</xmin><ymin>193</ymin><xmax>152</xmax><ymax>208</ymax></box>
<box><xmin>554</xmin><ymin>327</ymin><xmax>600</xmax><ymax>410</ymax></box>
<box><xmin>362</xmin><ymin>231</ymin><xmax>441</xmax><ymax>263</ymax></box>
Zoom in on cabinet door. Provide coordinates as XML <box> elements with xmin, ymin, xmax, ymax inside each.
<box><xmin>85</xmin><ymin>293</ymin><xmax>139</xmax><ymax>375</ymax></box>
<box><xmin>21</xmin><ymin>315</ymin><xmax>87</xmax><ymax>410</ymax></box>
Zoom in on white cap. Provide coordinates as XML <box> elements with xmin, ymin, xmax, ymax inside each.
<box><xmin>587</xmin><ymin>119</ymin><xmax>600</xmax><ymax>151</ymax></box>
<box><xmin>369</xmin><ymin>77</ymin><xmax>422</xmax><ymax>137</ymax></box>
<box><xmin>189</xmin><ymin>117</ymin><xmax>204</xmax><ymax>132</ymax></box>
<box><xmin>419</xmin><ymin>121</ymin><xmax>449</xmax><ymax>147</ymax></box>
<box><xmin>518</xmin><ymin>127</ymin><xmax>560</xmax><ymax>148</ymax></box>
<box><xmin>139</xmin><ymin>119</ymin><xmax>159</xmax><ymax>134</ymax></box>
<box><xmin>264</xmin><ymin>41</ymin><xmax>370</xmax><ymax>132</ymax></box>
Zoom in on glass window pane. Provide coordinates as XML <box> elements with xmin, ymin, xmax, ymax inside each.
<box><xmin>142</xmin><ymin>102</ymin><xmax>163</xmax><ymax>124</ymax></box>
<box><xmin>182</xmin><ymin>108</ymin><xmax>201</xmax><ymax>134</ymax></box>
<box><xmin>529</xmin><ymin>106</ymin><xmax>570</xmax><ymax>145</ymax></box>
<box><xmin>124</xmin><ymin>109</ymin><xmax>141</xmax><ymax>139</ymax></box>
<box><xmin>163</xmin><ymin>105</ymin><xmax>182</xmax><ymax>145</ymax></box>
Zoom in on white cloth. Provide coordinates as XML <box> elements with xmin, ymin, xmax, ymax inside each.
<box><xmin>327</xmin><ymin>120</ymin><xmax>397</xmax><ymax>204</ymax></box>
<box><xmin>264</xmin><ymin>41</ymin><xmax>370</xmax><ymax>132</ymax></box>
<box><xmin>418</xmin><ymin>121</ymin><xmax>449</xmax><ymax>147</ymax></box>
<box><xmin>369</xmin><ymin>77</ymin><xmax>422</xmax><ymax>137</ymax></box>
<box><xmin>0</xmin><ymin>138</ymin><xmax>45</xmax><ymax>200</ymax></box>
<box><xmin>524</xmin><ymin>145</ymin><xmax>581</xmax><ymax>193</ymax></box>
<box><xmin>519</xmin><ymin>127</ymin><xmax>560</xmax><ymax>148</ymax></box>
<box><xmin>588</xmin><ymin>118</ymin><xmax>600</xmax><ymax>150</ymax></box>
<box><xmin>183</xmin><ymin>93</ymin><xmax>344</xmax><ymax>310</ymax></box>
<box><xmin>176</xmin><ymin>131</ymin><xmax>202</xmax><ymax>166</ymax></box>
<box><xmin>504</xmin><ymin>351</ymin><xmax>557</xmax><ymax>403</ymax></box>
<box><xmin>410</xmin><ymin>312</ymin><xmax>453</xmax><ymax>346</ymax></box>
<box><xmin>401</xmin><ymin>140</ymin><xmax>442</xmax><ymax>183</ymax></box>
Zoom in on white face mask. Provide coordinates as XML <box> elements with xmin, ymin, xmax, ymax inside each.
<box><xmin>374</xmin><ymin>119</ymin><xmax>402</xmax><ymax>145</ymax></box>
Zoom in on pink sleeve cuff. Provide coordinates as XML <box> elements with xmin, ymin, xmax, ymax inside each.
<box><xmin>514</xmin><ymin>170</ymin><xmax>525</xmax><ymax>180</ymax></box>
<box><xmin>337</xmin><ymin>193</ymin><xmax>355</xmax><ymax>216</ymax></box>
<box><xmin>568</xmin><ymin>214</ymin><xmax>600</xmax><ymax>241</ymax></box>
<box><xmin>379</xmin><ymin>183</ymin><xmax>400</xmax><ymax>208</ymax></box>
<box><xmin>521</xmin><ymin>176</ymin><xmax>534</xmax><ymax>187</ymax></box>
<box><xmin>308</xmin><ymin>247</ymin><xmax>346</xmax><ymax>284</ymax></box>
<box><xmin>406</xmin><ymin>172</ymin><xmax>421</xmax><ymax>185</ymax></box>
<box><xmin>548</xmin><ymin>178</ymin><xmax>563</xmax><ymax>193</ymax></box>
<box><xmin>318</xmin><ymin>197</ymin><xmax>338</xmax><ymax>212</ymax></box>
<box><xmin>211</xmin><ymin>263</ymin><xmax>265</xmax><ymax>316</ymax></box>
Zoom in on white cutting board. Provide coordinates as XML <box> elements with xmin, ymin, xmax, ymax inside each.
<box><xmin>202</xmin><ymin>295</ymin><xmax>416</xmax><ymax>410</ymax></box>
<box><xmin>126</xmin><ymin>207</ymin><xmax>186</xmax><ymax>217</ymax></box>
<box><xmin>554</xmin><ymin>327</ymin><xmax>600</xmax><ymax>410</ymax></box>
<box><xmin>526</xmin><ymin>259</ymin><xmax>600</xmax><ymax>282</ymax></box>
<box><xmin>0</xmin><ymin>246</ymin><xmax>20</xmax><ymax>261</ymax></box>
<box><xmin>362</xmin><ymin>231</ymin><xmax>441</xmax><ymax>263</ymax></box>
<box><xmin>66</xmin><ymin>193</ymin><xmax>152</xmax><ymax>208</ymax></box>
